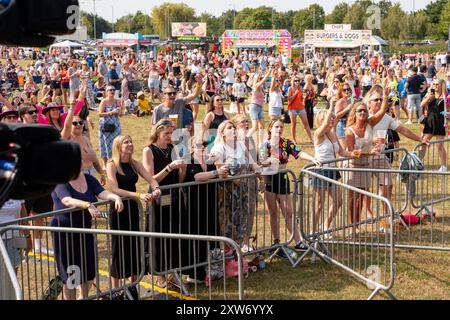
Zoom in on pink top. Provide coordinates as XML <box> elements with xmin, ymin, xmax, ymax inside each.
<box><xmin>251</xmin><ymin>86</ymin><xmax>265</xmax><ymax>107</ymax></box>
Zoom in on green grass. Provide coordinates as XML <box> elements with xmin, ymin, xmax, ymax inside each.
<box><xmin>5</xmin><ymin>59</ymin><xmax>450</xmax><ymax>300</ymax></box>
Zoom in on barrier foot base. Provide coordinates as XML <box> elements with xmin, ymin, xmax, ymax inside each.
<box><xmin>367</xmin><ymin>287</ymin><xmax>397</xmax><ymax>300</ymax></box>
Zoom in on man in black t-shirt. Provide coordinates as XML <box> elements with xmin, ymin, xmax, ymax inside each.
<box><xmin>405</xmin><ymin>66</ymin><xmax>425</xmax><ymax>124</ymax></box>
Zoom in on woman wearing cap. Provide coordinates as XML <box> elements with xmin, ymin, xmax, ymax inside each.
<box><xmin>42</xmin><ymin>102</ymin><xmax>65</xmax><ymax>131</ymax></box>
<box><xmin>80</xmin><ymin>60</ymin><xmax>96</xmax><ymax>110</ymax></box>
<box><xmin>420</xmin><ymin>79</ymin><xmax>448</xmax><ymax>172</ymax></box>
<box><xmin>98</xmin><ymin>85</ymin><xmax>122</xmax><ymax>168</ymax></box>
<box><xmin>136</xmin><ymin>91</ymin><xmax>150</xmax><ymax>116</ymax></box>
<box><xmin>0</xmin><ymin>107</ymin><xmax>19</xmax><ymax>123</ymax></box>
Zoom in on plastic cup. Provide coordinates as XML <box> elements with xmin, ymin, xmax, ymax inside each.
<box><xmin>376</xmin><ymin>130</ymin><xmax>387</xmax><ymax>144</ymax></box>
<box><xmin>169</xmin><ymin>114</ymin><xmax>178</xmax><ymax>127</ymax></box>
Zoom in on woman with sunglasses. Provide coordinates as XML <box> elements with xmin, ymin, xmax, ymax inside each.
<box><xmin>106</xmin><ymin>135</ymin><xmax>161</xmax><ymax>300</ymax></box>
<box><xmin>143</xmin><ymin>119</ymin><xmax>187</xmax><ymax>289</ymax></box>
<box><xmin>260</xmin><ymin>119</ymin><xmax>319</xmax><ymax>252</ymax></box>
<box><xmin>334</xmin><ymin>81</ymin><xmax>352</xmax><ymax>149</ymax></box>
<box><xmin>183</xmin><ymin>138</ymin><xmax>225</xmax><ymax>284</ymax></box>
<box><xmin>68</xmin><ymin>59</ymin><xmax>81</xmax><ymax>101</ymax></box>
<box><xmin>41</xmin><ymin>102</ymin><xmax>65</xmax><ymax>131</ymax></box>
<box><xmin>60</xmin><ymin>63</ymin><xmax>70</xmax><ymax>105</ymax></box>
<box><xmin>202</xmin><ymin>94</ymin><xmax>230</xmax><ymax>149</ymax></box>
<box><xmin>344</xmin><ymin>103</ymin><xmax>381</xmax><ymax>235</ymax></box>
<box><xmin>420</xmin><ymin>79</ymin><xmax>447</xmax><ymax>172</ymax></box>
<box><xmin>287</xmin><ymin>76</ymin><xmax>311</xmax><ymax>144</ymax></box>
<box><xmin>61</xmin><ymin>87</ymin><xmax>106</xmax><ymax>185</ymax></box>
<box><xmin>98</xmin><ymin>85</ymin><xmax>122</xmax><ymax>169</ymax></box>
<box><xmin>0</xmin><ymin>107</ymin><xmax>19</xmax><ymax>123</ymax></box>
<box><xmin>365</xmin><ymin>84</ymin><xmax>427</xmax><ymax>204</ymax></box>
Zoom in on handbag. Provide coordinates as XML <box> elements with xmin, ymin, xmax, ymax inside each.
<box><xmin>102</xmin><ymin>123</ymin><xmax>116</xmax><ymax>133</ymax></box>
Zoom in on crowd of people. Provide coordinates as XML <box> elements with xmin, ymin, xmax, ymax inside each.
<box><xmin>1</xmin><ymin>43</ymin><xmax>450</xmax><ymax>299</ymax></box>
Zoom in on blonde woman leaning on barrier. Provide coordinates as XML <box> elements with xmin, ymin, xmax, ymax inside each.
<box><xmin>345</xmin><ymin>103</ymin><xmax>380</xmax><ymax>236</ymax></box>
<box><xmin>142</xmin><ymin>119</ymin><xmax>187</xmax><ymax>289</ymax></box>
<box><xmin>50</xmin><ymin>167</ymin><xmax>123</xmax><ymax>300</ymax></box>
<box><xmin>260</xmin><ymin>119</ymin><xmax>320</xmax><ymax>252</ymax></box>
<box><xmin>312</xmin><ymin>107</ymin><xmax>356</xmax><ymax>237</ymax></box>
<box><xmin>106</xmin><ymin>135</ymin><xmax>161</xmax><ymax>300</ymax></box>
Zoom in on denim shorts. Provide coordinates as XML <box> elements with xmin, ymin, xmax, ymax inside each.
<box><xmin>249</xmin><ymin>103</ymin><xmax>264</xmax><ymax>120</ymax></box>
<box><xmin>269</xmin><ymin>107</ymin><xmax>282</xmax><ymax>117</ymax></box>
<box><xmin>288</xmin><ymin>109</ymin><xmax>306</xmax><ymax>116</ymax></box>
<box><xmin>336</xmin><ymin>119</ymin><xmax>347</xmax><ymax>138</ymax></box>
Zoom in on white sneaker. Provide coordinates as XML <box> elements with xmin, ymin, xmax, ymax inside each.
<box><xmin>186</xmin><ymin>276</ymin><xmax>203</xmax><ymax>284</ymax></box>
<box><xmin>405</xmin><ymin>120</ymin><xmax>413</xmax><ymax>125</ymax></box>
<box><xmin>438</xmin><ymin>165</ymin><xmax>447</xmax><ymax>173</ymax></box>
<box><xmin>34</xmin><ymin>245</ymin><xmax>54</xmax><ymax>256</ymax></box>
<box><xmin>241</xmin><ymin>244</ymin><xmax>253</xmax><ymax>253</ymax></box>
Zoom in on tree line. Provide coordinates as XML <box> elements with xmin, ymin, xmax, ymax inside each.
<box><xmin>81</xmin><ymin>0</ymin><xmax>450</xmax><ymax>41</ymax></box>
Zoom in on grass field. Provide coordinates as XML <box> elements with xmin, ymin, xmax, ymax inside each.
<box><xmin>4</xmin><ymin>59</ymin><xmax>450</xmax><ymax>300</ymax></box>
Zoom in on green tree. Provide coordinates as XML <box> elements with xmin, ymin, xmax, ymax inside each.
<box><xmin>424</xmin><ymin>0</ymin><xmax>449</xmax><ymax>24</ymax></box>
<box><xmin>150</xmin><ymin>2</ymin><xmax>197</xmax><ymax>38</ymax></box>
<box><xmin>234</xmin><ymin>7</ymin><xmax>256</xmax><ymax>29</ymax></box>
<box><xmin>325</xmin><ymin>3</ymin><xmax>349</xmax><ymax>24</ymax></box>
<box><xmin>198</xmin><ymin>12</ymin><xmax>223</xmax><ymax>37</ymax></box>
<box><xmin>115</xmin><ymin>14</ymin><xmax>134</xmax><ymax>33</ymax></box>
<box><xmin>380</xmin><ymin>3</ymin><xmax>405</xmax><ymax>40</ymax></box>
<box><xmin>81</xmin><ymin>11</ymin><xmax>112</xmax><ymax>39</ymax></box>
<box><xmin>343</xmin><ymin>0</ymin><xmax>373</xmax><ymax>29</ymax></box>
<box><xmin>292</xmin><ymin>4</ymin><xmax>325</xmax><ymax>38</ymax></box>
<box><xmin>237</xmin><ymin>7</ymin><xmax>272</xmax><ymax>29</ymax></box>
<box><xmin>436</xmin><ymin>0</ymin><xmax>450</xmax><ymax>39</ymax></box>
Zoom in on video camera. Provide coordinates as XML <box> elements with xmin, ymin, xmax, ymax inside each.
<box><xmin>0</xmin><ymin>0</ymin><xmax>79</xmax><ymax>47</ymax></box>
<box><xmin>0</xmin><ymin>124</ymin><xmax>81</xmax><ymax>208</ymax></box>
<box><xmin>0</xmin><ymin>0</ymin><xmax>82</xmax><ymax>207</ymax></box>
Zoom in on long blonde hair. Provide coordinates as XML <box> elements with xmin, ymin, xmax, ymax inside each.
<box><xmin>213</xmin><ymin>120</ymin><xmax>236</xmax><ymax>146</ymax></box>
<box><xmin>110</xmin><ymin>135</ymin><xmax>138</xmax><ymax>176</ymax></box>
<box><xmin>148</xmin><ymin>118</ymin><xmax>174</xmax><ymax>144</ymax></box>
<box><xmin>346</xmin><ymin>102</ymin><xmax>368</xmax><ymax>127</ymax></box>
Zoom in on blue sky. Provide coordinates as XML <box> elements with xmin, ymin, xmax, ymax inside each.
<box><xmin>80</xmin><ymin>0</ymin><xmax>432</xmax><ymax>22</ymax></box>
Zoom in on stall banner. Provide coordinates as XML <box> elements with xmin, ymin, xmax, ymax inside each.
<box><xmin>304</xmin><ymin>29</ymin><xmax>372</xmax><ymax>48</ymax></box>
<box><xmin>172</xmin><ymin>23</ymin><xmax>207</xmax><ymax>37</ymax></box>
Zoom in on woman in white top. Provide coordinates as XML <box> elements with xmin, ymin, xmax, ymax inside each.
<box><xmin>209</xmin><ymin>120</ymin><xmax>261</xmax><ymax>249</ymax></box>
<box><xmin>268</xmin><ymin>69</ymin><xmax>283</xmax><ymax>120</ymax></box>
<box><xmin>224</xmin><ymin>62</ymin><xmax>235</xmax><ymax>100</ymax></box>
<box><xmin>312</xmin><ymin>107</ymin><xmax>355</xmax><ymax>236</ymax></box>
<box><xmin>232</xmin><ymin>75</ymin><xmax>248</xmax><ymax>114</ymax></box>
<box><xmin>361</xmin><ymin>68</ymin><xmax>373</xmax><ymax>97</ymax></box>
<box><xmin>345</xmin><ymin>103</ymin><xmax>380</xmax><ymax>235</ymax></box>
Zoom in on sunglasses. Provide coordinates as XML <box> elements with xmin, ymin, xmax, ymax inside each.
<box><xmin>371</xmin><ymin>98</ymin><xmax>383</xmax><ymax>102</ymax></box>
<box><xmin>26</xmin><ymin>110</ymin><xmax>38</xmax><ymax>115</ymax></box>
<box><xmin>356</xmin><ymin>109</ymin><xmax>368</xmax><ymax>113</ymax></box>
<box><xmin>215</xmin><ymin>98</ymin><xmax>223</xmax><ymax>102</ymax></box>
<box><xmin>294</xmin><ymin>80</ymin><xmax>300</xmax><ymax>82</ymax></box>
<box><xmin>5</xmin><ymin>115</ymin><xmax>18</xmax><ymax>120</ymax></box>
<box><xmin>343</xmin><ymin>88</ymin><xmax>351</xmax><ymax>92</ymax></box>
<box><xmin>72</xmin><ymin>121</ymin><xmax>84</xmax><ymax>126</ymax></box>
<box><xmin>239</xmin><ymin>120</ymin><xmax>249</xmax><ymax>124</ymax></box>
<box><xmin>165</xmin><ymin>92</ymin><xmax>176</xmax><ymax>96</ymax></box>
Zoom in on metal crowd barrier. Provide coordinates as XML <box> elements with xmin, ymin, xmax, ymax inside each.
<box><xmin>413</xmin><ymin>138</ymin><xmax>450</xmax><ymax>172</ymax></box>
<box><xmin>147</xmin><ymin>170</ymin><xmax>299</xmax><ymax>269</ymax></box>
<box><xmin>0</xmin><ymin>224</ymin><xmax>244</xmax><ymax>300</ymax></box>
<box><xmin>0</xmin><ymin>238</ymin><xmax>22</xmax><ymax>300</ymax></box>
<box><xmin>297</xmin><ymin>165</ymin><xmax>396</xmax><ymax>300</ymax></box>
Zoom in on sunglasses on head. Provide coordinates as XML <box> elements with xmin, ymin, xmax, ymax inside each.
<box><xmin>371</xmin><ymin>98</ymin><xmax>383</xmax><ymax>102</ymax></box>
<box><xmin>72</xmin><ymin>121</ymin><xmax>84</xmax><ymax>126</ymax></box>
<box><xmin>356</xmin><ymin>108</ymin><xmax>368</xmax><ymax>113</ymax></box>
<box><xmin>26</xmin><ymin>109</ymin><xmax>38</xmax><ymax>115</ymax></box>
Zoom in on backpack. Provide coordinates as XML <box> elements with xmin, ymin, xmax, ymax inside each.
<box><xmin>399</xmin><ymin>152</ymin><xmax>424</xmax><ymax>183</ymax></box>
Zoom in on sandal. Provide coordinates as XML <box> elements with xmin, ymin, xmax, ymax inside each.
<box><xmin>42</xmin><ymin>275</ymin><xmax>63</xmax><ymax>300</ymax></box>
